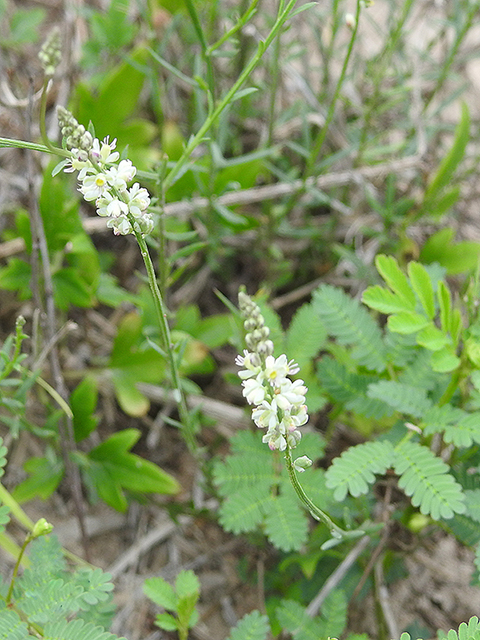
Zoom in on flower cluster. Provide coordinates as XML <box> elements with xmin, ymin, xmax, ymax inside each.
<box><xmin>38</xmin><ymin>28</ymin><xmax>61</xmax><ymax>77</ymax></box>
<box><xmin>57</xmin><ymin>107</ymin><xmax>154</xmax><ymax>236</ymax></box>
<box><xmin>236</xmin><ymin>290</ymin><xmax>310</xmax><ymax>458</ymax></box>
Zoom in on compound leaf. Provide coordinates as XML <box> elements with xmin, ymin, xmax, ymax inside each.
<box><xmin>367</xmin><ymin>380</ymin><xmax>432</xmax><ymax>419</ymax></box>
<box><xmin>263</xmin><ymin>494</ymin><xmax>308</xmax><ymax>552</ymax></box>
<box><xmin>375</xmin><ymin>255</ymin><xmax>416</xmax><ymax>308</ymax></box>
<box><xmin>312</xmin><ymin>285</ymin><xmax>387</xmax><ymax>372</ymax></box>
<box><xmin>393</xmin><ymin>441</ymin><xmax>466</xmax><ymax>519</ymax></box>
<box><xmin>325</xmin><ymin>441</ymin><xmax>395</xmax><ymax>501</ymax></box>
<box><xmin>217</xmin><ymin>487</ymin><xmax>270</xmax><ymax>534</ymax></box>
<box><xmin>226</xmin><ymin>610</ymin><xmax>270</xmax><ymax>640</ymax></box>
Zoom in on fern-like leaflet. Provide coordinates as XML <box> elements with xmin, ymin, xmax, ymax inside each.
<box><xmin>325</xmin><ymin>441</ymin><xmax>395</xmax><ymax>501</ymax></box>
<box><xmin>394</xmin><ymin>441</ymin><xmax>465</xmax><ymax>520</ymax></box>
<box><xmin>312</xmin><ymin>284</ymin><xmax>387</xmax><ymax>372</ymax></box>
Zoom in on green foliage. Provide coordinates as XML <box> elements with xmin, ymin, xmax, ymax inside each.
<box><xmin>143</xmin><ymin>570</ymin><xmax>200</xmax><ymax>640</ymax></box>
<box><xmin>0</xmin><ymin>535</ymin><xmax>125</xmax><ymax>640</ymax></box>
<box><xmin>417</xmin><ymin>103</ymin><xmax>470</xmax><ymax>220</ymax></box>
<box><xmin>399</xmin><ymin>615</ymin><xmax>480</xmax><ymax>640</ymax></box>
<box><xmin>213</xmin><ymin>430</ymin><xmax>328</xmax><ymax>551</ymax></box>
<box><xmin>275</xmin><ymin>590</ymin><xmax>347</xmax><ymax>640</ymax></box>
<box><xmin>226</xmin><ymin>610</ymin><xmax>270</xmax><ymax>640</ymax></box>
<box><xmin>420</xmin><ymin>228</ymin><xmax>480</xmax><ymax>276</ymax></box>
<box><xmin>0</xmin><ymin>319</ymin><xmax>38</xmax><ymax>437</ymax></box>
<box><xmin>3</xmin><ymin>1</ymin><xmax>480</xmax><ymax>639</ymax></box>
<box><xmin>325</xmin><ymin>441</ymin><xmax>395</xmax><ymax>501</ymax></box>
<box><xmin>75</xmin><ymin>428</ymin><xmax>180</xmax><ymax>512</ymax></box>
<box><xmin>312</xmin><ymin>284</ymin><xmax>387</xmax><ymax>372</ymax></box>
<box><xmin>363</xmin><ymin>255</ymin><xmax>461</xmax><ymax>372</ymax></box>
<box><xmin>81</xmin><ymin>0</ymin><xmax>138</xmax><ymax>69</ymax></box>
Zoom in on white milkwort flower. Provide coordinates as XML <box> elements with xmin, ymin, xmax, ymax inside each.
<box><xmin>57</xmin><ymin>107</ymin><xmax>154</xmax><ymax>237</ymax></box>
<box><xmin>236</xmin><ymin>289</ymin><xmax>310</xmax><ymax>453</ymax></box>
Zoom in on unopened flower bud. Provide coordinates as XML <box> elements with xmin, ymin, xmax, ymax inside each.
<box><xmin>293</xmin><ymin>456</ymin><xmax>312</xmax><ymax>472</ymax></box>
<box><xmin>31</xmin><ymin>518</ymin><xmax>53</xmax><ymax>538</ymax></box>
<box><xmin>345</xmin><ymin>13</ymin><xmax>356</xmax><ymax>29</ymax></box>
<box><xmin>38</xmin><ymin>28</ymin><xmax>61</xmax><ymax>76</ymax></box>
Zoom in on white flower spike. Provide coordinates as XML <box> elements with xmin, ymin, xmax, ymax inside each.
<box><xmin>57</xmin><ymin>107</ymin><xmax>154</xmax><ymax>237</ymax></box>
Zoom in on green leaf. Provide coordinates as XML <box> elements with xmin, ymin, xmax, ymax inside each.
<box><xmin>226</xmin><ymin>610</ymin><xmax>270</xmax><ymax>640</ymax></box>
<box><xmin>73</xmin><ymin>47</ymin><xmax>150</xmax><ymax>141</ymax></box>
<box><xmin>71</xmin><ymin>376</ymin><xmax>99</xmax><ymax>442</ymax></box>
<box><xmin>0</xmin><ymin>258</ymin><xmax>31</xmax><ymax>298</ymax></box>
<box><xmin>421</xmin><ymin>228</ymin><xmax>480</xmax><ymax>275</ymax></box>
<box><xmin>464</xmin><ymin>490</ymin><xmax>480</xmax><ymax>523</ymax></box>
<box><xmin>285</xmin><ymin>302</ymin><xmax>327</xmax><ymax>368</ymax></box>
<box><xmin>393</xmin><ymin>441</ymin><xmax>466</xmax><ymax>520</ymax></box>
<box><xmin>53</xmin><ymin>268</ymin><xmax>94</xmax><ymax>310</ymax></box>
<box><xmin>0</xmin><ymin>608</ymin><xmax>31</xmax><ymax>640</ymax></box>
<box><xmin>217</xmin><ymin>488</ymin><xmax>270</xmax><ymax>534</ymax></box>
<box><xmin>325</xmin><ymin>441</ymin><xmax>395</xmax><ymax>501</ymax></box>
<box><xmin>212</xmin><ymin>454</ymin><xmax>274</xmax><ymax>497</ymax></box>
<box><xmin>317</xmin><ymin>357</ymin><xmax>392</xmax><ymax>419</ymax></box>
<box><xmin>275</xmin><ymin>599</ymin><xmax>324</xmax><ymax>640</ymax></box>
<box><xmin>424</xmin><ymin>102</ymin><xmax>470</xmax><ymax>204</ymax></box>
<box><xmin>108</xmin><ymin>312</ymin><xmax>167</xmax><ymax>416</ymax></box>
<box><xmin>12</xmin><ymin>455</ymin><xmax>64</xmax><ymax>503</ymax></box>
<box><xmin>143</xmin><ymin>577</ymin><xmax>177</xmax><ymax>610</ymax></box>
<box><xmin>362</xmin><ymin>285</ymin><xmax>413</xmax><ymax>314</ymax></box>
<box><xmin>312</xmin><ymin>284</ymin><xmax>387</xmax><ymax>372</ymax></box>
<box><xmin>375</xmin><ymin>255</ymin><xmax>416</xmax><ymax>308</ymax></box>
<box><xmin>154</xmin><ymin>612</ymin><xmax>178</xmax><ymax>632</ymax></box>
<box><xmin>9</xmin><ymin>7</ymin><xmax>45</xmax><ymax>44</ymax></box>
<box><xmin>89</xmin><ymin>429</ymin><xmax>140</xmax><ymax>458</ymax></box>
<box><xmin>438</xmin><ymin>279</ymin><xmax>452</xmax><ymax>335</ymax></box>
<box><xmin>387</xmin><ymin>311</ymin><xmax>430</xmax><ymax>334</ymax></box>
<box><xmin>43</xmin><ymin>617</ymin><xmax>126</xmax><ymax>640</ymax></box>
<box><xmin>416</xmin><ymin>324</ymin><xmax>449</xmax><ymax>351</ymax></box>
<box><xmin>175</xmin><ymin>570</ymin><xmax>200</xmax><ymax>599</ymax></box>
<box><xmin>430</xmin><ymin>347</ymin><xmax>460</xmax><ymax>373</ymax></box>
<box><xmin>407</xmin><ymin>262</ymin><xmax>435</xmax><ymax>319</ymax></box>
<box><xmin>367</xmin><ymin>381</ymin><xmax>432</xmax><ymax>418</ymax></box>
<box><xmin>319</xmin><ymin>590</ymin><xmax>347</xmax><ymax>639</ymax></box>
<box><xmin>263</xmin><ymin>494</ymin><xmax>308</xmax><ymax>552</ymax></box>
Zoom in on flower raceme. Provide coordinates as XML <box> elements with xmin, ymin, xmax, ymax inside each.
<box><xmin>236</xmin><ymin>290</ymin><xmax>311</xmax><ymax>463</ymax></box>
<box><xmin>57</xmin><ymin>107</ymin><xmax>154</xmax><ymax>236</ymax></box>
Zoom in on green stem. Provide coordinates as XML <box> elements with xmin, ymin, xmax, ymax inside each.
<box><xmin>162</xmin><ymin>0</ymin><xmax>304</xmax><ymax>193</ymax></box>
<box><xmin>284</xmin><ymin>447</ymin><xmax>348</xmax><ymax>539</ymax></box>
<box><xmin>0</xmin><ymin>484</ymin><xmax>34</xmax><ymax>531</ymax></box>
<box><xmin>0</xmin><ymin>136</ymin><xmax>66</xmax><ymax>156</ymax></box>
<box><xmin>39</xmin><ymin>78</ymin><xmax>60</xmax><ymax>155</ymax></box>
<box><xmin>5</xmin><ymin>533</ymin><xmax>32</xmax><ymax>604</ymax></box>
<box><xmin>303</xmin><ymin>0</ymin><xmax>361</xmax><ymax>180</ymax></box>
<box><xmin>132</xmin><ymin>228</ymin><xmax>196</xmax><ymax>451</ymax></box>
<box><xmin>184</xmin><ymin>0</ymin><xmax>216</xmax><ymax>98</ymax></box>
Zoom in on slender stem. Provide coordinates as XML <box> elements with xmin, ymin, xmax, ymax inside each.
<box><xmin>0</xmin><ymin>136</ymin><xmax>67</xmax><ymax>155</ymax></box>
<box><xmin>284</xmin><ymin>447</ymin><xmax>348</xmax><ymax>539</ymax></box>
<box><xmin>132</xmin><ymin>228</ymin><xmax>196</xmax><ymax>451</ymax></box>
<box><xmin>162</xmin><ymin>0</ymin><xmax>303</xmax><ymax>193</ymax></box>
<box><xmin>303</xmin><ymin>0</ymin><xmax>361</xmax><ymax>180</ymax></box>
<box><xmin>39</xmin><ymin>78</ymin><xmax>59</xmax><ymax>154</ymax></box>
<box><xmin>5</xmin><ymin>533</ymin><xmax>31</xmax><ymax>604</ymax></box>
<box><xmin>184</xmin><ymin>0</ymin><xmax>216</xmax><ymax>99</ymax></box>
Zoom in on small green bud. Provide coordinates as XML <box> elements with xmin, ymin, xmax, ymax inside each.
<box><xmin>38</xmin><ymin>28</ymin><xmax>62</xmax><ymax>76</ymax></box>
<box><xmin>31</xmin><ymin>518</ymin><xmax>53</xmax><ymax>539</ymax></box>
<box><xmin>293</xmin><ymin>455</ymin><xmax>312</xmax><ymax>472</ymax></box>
